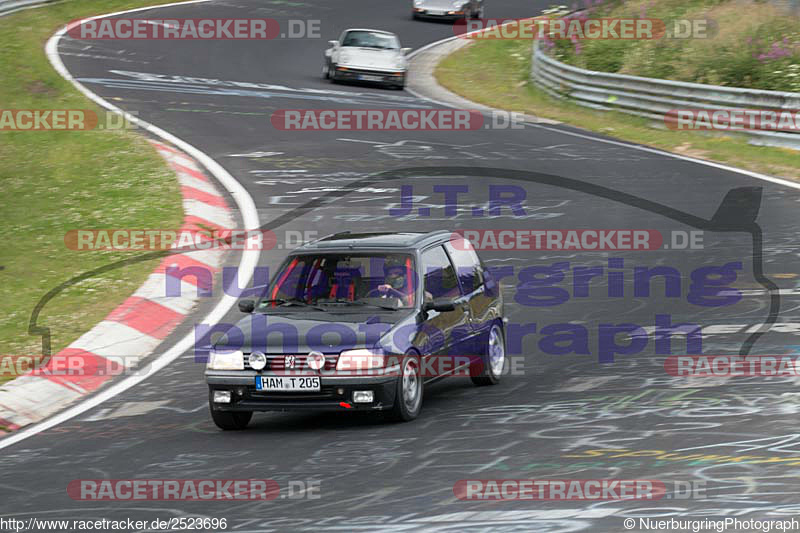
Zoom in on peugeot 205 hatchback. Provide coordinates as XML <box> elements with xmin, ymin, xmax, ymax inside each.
<box><xmin>205</xmin><ymin>230</ymin><xmax>505</xmax><ymax>429</ymax></box>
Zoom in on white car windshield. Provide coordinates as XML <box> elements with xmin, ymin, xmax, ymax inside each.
<box><xmin>341</xmin><ymin>31</ymin><xmax>399</xmax><ymax>50</ymax></box>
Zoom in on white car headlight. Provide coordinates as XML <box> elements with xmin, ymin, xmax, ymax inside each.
<box><xmin>208</xmin><ymin>349</ymin><xmax>244</xmax><ymax>370</ymax></box>
<box><xmin>338</xmin><ymin>52</ymin><xmax>351</xmax><ymax>64</ymax></box>
<box><xmin>452</xmin><ymin>0</ymin><xmax>463</xmax><ymax>8</ymax></box>
<box><xmin>414</xmin><ymin>0</ymin><xmax>423</xmax><ymax>6</ymax></box>
<box><xmin>337</xmin><ymin>348</ymin><xmax>386</xmax><ymax>371</ymax></box>
<box><xmin>307</xmin><ymin>352</ymin><xmax>326</xmax><ymax>371</ymax></box>
<box><xmin>249</xmin><ymin>351</ymin><xmax>267</xmax><ymax>371</ymax></box>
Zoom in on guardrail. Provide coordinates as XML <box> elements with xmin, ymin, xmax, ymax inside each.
<box><xmin>530</xmin><ymin>40</ymin><xmax>800</xmax><ymax>151</ymax></box>
<box><xmin>0</xmin><ymin>0</ymin><xmax>56</xmax><ymax>17</ymax></box>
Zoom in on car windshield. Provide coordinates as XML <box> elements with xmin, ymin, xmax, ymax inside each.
<box><xmin>261</xmin><ymin>253</ymin><xmax>417</xmax><ymax>310</ymax></box>
<box><xmin>341</xmin><ymin>31</ymin><xmax>399</xmax><ymax>50</ymax></box>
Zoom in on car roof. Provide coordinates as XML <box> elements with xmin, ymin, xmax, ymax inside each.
<box><xmin>294</xmin><ymin>231</ymin><xmax>452</xmax><ymax>251</ymax></box>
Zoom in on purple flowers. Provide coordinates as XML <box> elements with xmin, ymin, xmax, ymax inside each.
<box><xmin>751</xmin><ymin>36</ymin><xmax>797</xmax><ymax>63</ymax></box>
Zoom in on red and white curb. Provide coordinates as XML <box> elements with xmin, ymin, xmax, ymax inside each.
<box><xmin>0</xmin><ymin>140</ymin><xmax>234</xmax><ymax>432</ymax></box>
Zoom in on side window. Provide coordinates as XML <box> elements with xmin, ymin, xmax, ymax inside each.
<box><xmin>421</xmin><ymin>246</ymin><xmax>460</xmax><ymax>301</ymax></box>
<box><xmin>444</xmin><ymin>239</ymin><xmax>483</xmax><ymax>294</ymax></box>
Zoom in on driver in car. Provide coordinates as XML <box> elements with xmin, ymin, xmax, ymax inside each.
<box><xmin>375</xmin><ymin>258</ymin><xmax>433</xmax><ymax>306</ymax></box>
<box><xmin>375</xmin><ymin>259</ymin><xmax>414</xmax><ymax>306</ymax></box>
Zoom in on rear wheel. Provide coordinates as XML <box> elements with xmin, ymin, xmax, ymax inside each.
<box><xmin>471</xmin><ymin>323</ymin><xmax>504</xmax><ymax>386</ymax></box>
<box><xmin>389</xmin><ymin>353</ymin><xmax>423</xmax><ymax>421</ymax></box>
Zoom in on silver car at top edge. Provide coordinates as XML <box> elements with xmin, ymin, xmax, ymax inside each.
<box><xmin>412</xmin><ymin>0</ymin><xmax>484</xmax><ymax>20</ymax></box>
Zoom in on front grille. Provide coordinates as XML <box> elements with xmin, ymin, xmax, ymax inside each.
<box><xmin>340</xmin><ymin>68</ymin><xmax>402</xmax><ymax>77</ymax></box>
<box><xmin>244</xmin><ymin>353</ymin><xmax>339</xmax><ymax>371</ymax></box>
<box><xmin>248</xmin><ymin>386</ymin><xmax>338</xmax><ymax>400</ymax></box>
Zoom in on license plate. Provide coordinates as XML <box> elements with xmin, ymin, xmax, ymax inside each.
<box><xmin>256</xmin><ymin>376</ymin><xmax>320</xmax><ymax>392</ymax></box>
<box><xmin>428</xmin><ymin>9</ymin><xmax>444</xmax><ymax>15</ymax></box>
<box><xmin>359</xmin><ymin>74</ymin><xmax>383</xmax><ymax>82</ymax></box>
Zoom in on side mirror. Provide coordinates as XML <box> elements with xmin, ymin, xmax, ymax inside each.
<box><xmin>424</xmin><ymin>298</ymin><xmax>456</xmax><ymax>312</ymax></box>
<box><xmin>328</xmin><ymin>40</ymin><xmax>338</xmax><ymax>47</ymax></box>
<box><xmin>401</xmin><ymin>47</ymin><xmax>412</xmax><ymax>54</ymax></box>
<box><xmin>238</xmin><ymin>300</ymin><xmax>255</xmax><ymax>313</ymax></box>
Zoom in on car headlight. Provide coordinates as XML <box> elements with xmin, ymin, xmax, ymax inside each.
<box><xmin>414</xmin><ymin>0</ymin><xmax>423</xmax><ymax>6</ymax></box>
<box><xmin>207</xmin><ymin>349</ymin><xmax>244</xmax><ymax>370</ymax></box>
<box><xmin>451</xmin><ymin>0</ymin><xmax>463</xmax><ymax>8</ymax></box>
<box><xmin>307</xmin><ymin>352</ymin><xmax>326</xmax><ymax>371</ymax></box>
<box><xmin>338</xmin><ymin>52</ymin><xmax>351</xmax><ymax>64</ymax></box>
<box><xmin>337</xmin><ymin>348</ymin><xmax>386</xmax><ymax>371</ymax></box>
<box><xmin>249</xmin><ymin>351</ymin><xmax>267</xmax><ymax>371</ymax></box>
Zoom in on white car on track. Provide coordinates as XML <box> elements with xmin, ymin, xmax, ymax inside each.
<box><xmin>323</xmin><ymin>29</ymin><xmax>411</xmax><ymax>89</ymax></box>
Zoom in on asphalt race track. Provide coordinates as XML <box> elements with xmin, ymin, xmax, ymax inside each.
<box><xmin>4</xmin><ymin>1</ymin><xmax>800</xmax><ymax>531</ymax></box>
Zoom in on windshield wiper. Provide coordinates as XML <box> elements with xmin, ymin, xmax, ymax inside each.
<box><xmin>317</xmin><ymin>299</ymin><xmax>400</xmax><ymax>310</ymax></box>
<box><xmin>258</xmin><ymin>298</ymin><xmax>327</xmax><ymax>311</ymax></box>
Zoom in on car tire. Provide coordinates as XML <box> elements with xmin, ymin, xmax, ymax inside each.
<box><xmin>471</xmin><ymin>323</ymin><xmax>504</xmax><ymax>386</ymax></box>
<box><xmin>389</xmin><ymin>352</ymin><xmax>423</xmax><ymax>421</ymax></box>
<box><xmin>209</xmin><ymin>390</ymin><xmax>252</xmax><ymax>430</ymax></box>
<box><xmin>328</xmin><ymin>63</ymin><xmax>337</xmax><ymax>83</ymax></box>
<box><xmin>322</xmin><ymin>61</ymin><xmax>329</xmax><ymax>79</ymax></box>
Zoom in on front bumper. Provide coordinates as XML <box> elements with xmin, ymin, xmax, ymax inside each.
<box><xmin>206</xmin><ymin>370</ymin><xmax>398</xmax><ymax>412</ymax></box>
<box><xmin>413</xmin><ymin>8</ymin><xmax>468</xmax><ymax>19</ymax></box>
<box><xmin>333</xmin><ymin>66</ymin><xmax>406</xmax><ymax>85</ymax></box>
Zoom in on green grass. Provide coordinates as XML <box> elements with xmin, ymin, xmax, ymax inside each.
<box><xmin>545</xmin><ymin>0</ymin><xmax>800</xmax><ymax>92</ymax></box>
<box><xmin>0</xmin><ymin>0</ymin><xmax>193</xmax><ymax>383</ymax></box>
<box><xmin>435</xmin><ymin>39</ymin><xmax>800</xmax><ymax>181</ymax></box>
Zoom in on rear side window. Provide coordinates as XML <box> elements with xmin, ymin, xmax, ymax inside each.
<box><xmin>421</xmin><ymin>246</ymin><xmax>460</xmax><ymax>300</ymax></box>
<box><xmin>444</xmin><ymin>239</ymin><xmax>483</xmax><ymax>294</ymax></box>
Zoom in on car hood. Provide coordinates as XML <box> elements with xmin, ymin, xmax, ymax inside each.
<box><xmin>219</xmin><ymin>310</ymin><xmax>414</xmax><ymax>354</ymax></box>
<box><xmin>419</xmin><ymin>0</ymin><xmax>460</xmax><ymax>9</ymax></box>
<box><xmin>338</xmin><ymin>47</ymin><xmax>406</xmax><ymax>70</ymax></box>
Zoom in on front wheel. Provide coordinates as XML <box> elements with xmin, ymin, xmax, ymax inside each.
<box><xmin>471</xmin><ymin>323</ymin><xmax>504</xmax><ymax>386</ymax></box>
<box><xmin>389</xmin><ymin>353</ymin><xmax>423</xmax><ymax>421</ymax></box>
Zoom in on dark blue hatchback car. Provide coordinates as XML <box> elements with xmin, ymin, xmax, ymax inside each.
<box><xmin>205</xmin><ymin>230</ymin><xmax>505</xmax><ymax>429</ymax></box>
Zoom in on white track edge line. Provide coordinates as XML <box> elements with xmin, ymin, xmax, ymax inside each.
<box><xmin>0</xmin><ymin>0</ymin><xmax>260</xmax><ymax>450</ymax></box>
